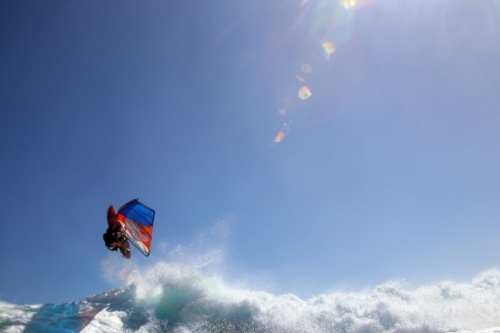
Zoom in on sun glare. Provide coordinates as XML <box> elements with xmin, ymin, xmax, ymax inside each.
<box><xmin>343</xmin><ymin>0</ymin><xmax>356</xmax><ymax>9</ymax></box>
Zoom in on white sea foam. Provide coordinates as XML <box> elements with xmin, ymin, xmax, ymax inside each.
<box><xmin>1</xmin><ymin>265</ymin><xmax>500</xmax><ymax>332</ymax></box>
<box><xmin>93</xmin><ymin>254</ymin><xmax>500</xmax><ymax>333</ymax></box>
<box><xmin>1</xmin><ymin>232</ymin><xmax>499</xmax><ymax>333</ymax></box>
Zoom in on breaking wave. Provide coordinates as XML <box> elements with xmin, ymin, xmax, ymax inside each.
<box><xmin>1</xmin><ymin>231</ymin><xmax>500</xmax><ymax>333</ymax></box>
<box><xmin>2</xmin><ymin>261</ymin><xmax>500</xmax><ymax>332</ymax></box>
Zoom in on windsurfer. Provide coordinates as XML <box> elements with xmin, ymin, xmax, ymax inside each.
<box><xmin>103</xmin><ymin>205</ymin><xmax>131</xmax><ymax>259</ymax></box>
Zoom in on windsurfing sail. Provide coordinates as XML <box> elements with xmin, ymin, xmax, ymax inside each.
<box><xmin>116</xmin><ymin>199</ymin><xmax>155</xmax><ymax>257</ymax></box>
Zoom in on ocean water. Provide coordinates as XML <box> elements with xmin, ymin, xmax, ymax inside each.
<box><xmin>1</xmin><ymin>257</ymin><xmax>500</xmax><ymax>333</ymax></box>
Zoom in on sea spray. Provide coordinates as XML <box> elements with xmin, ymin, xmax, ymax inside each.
<box><xmin>99</xmin><ymin>258</ymin><xmax>500</xmax><ymax>332</ymax></box>
<box><xmin>2</xmin><ymin>230</ymin><xmax>500</xmax><ymax>333</ymax></box>
<box><xmin>2</xmin><ymin>265</ymin><xmax>500</xmax><ymax>332</ymax></box>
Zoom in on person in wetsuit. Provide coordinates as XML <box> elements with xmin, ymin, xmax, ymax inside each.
<box><xmin>103</xmin><ymin>205</ymin><xmax>130</xmax><ymax>258</ymax></box>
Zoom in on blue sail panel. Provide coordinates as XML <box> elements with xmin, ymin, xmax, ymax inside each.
<box><xmin>119</xmin><ymin>200</ymin><xmax>155</xmax><ymax>227</ymax></box>
<box><xmin>117</xmin><ymin>199</ymin><xmax>155</xmax><ymax>256</ymax></box>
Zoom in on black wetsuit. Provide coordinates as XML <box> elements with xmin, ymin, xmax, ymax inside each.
<box><xmin>103</xmin><ymin>224</ymin><xmax>123</xmax><ymax>251</ymax></box>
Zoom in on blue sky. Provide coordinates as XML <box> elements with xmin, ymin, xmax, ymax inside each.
<box><xmin>1</xmin><ymin>0</ymin><xmax>500</xmax><ymax>304</ymax></box>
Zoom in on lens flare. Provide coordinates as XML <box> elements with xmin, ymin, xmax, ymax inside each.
<box><xmin>343</xmin><ymin>0</ymin><xmax>356</xmax><ymax>9</ymax></box>
<box><xmin>274</xmin><ymin>131</ymin><xmax>287</xmax><ymax>143</ymax></box>
<box><xmin>298</xmin><ymin>86</ymin><xmax>312</xmax><ymax>100</ymax></box>
<box><xmin>295</xmin><ymin>74</ymin><xmax>306</xmax><ymax>83</ymax></box>
<box><xmin>272</xmin><ymin>122</ymin><xmax>291</xmax><ymax>144</ymax></box>
<box><xmin>309</xmin><ymin>0</ymin><xmax>356</xmax><ymax>48</ymax></box>
<box><xmin>270</xmin><ymin>0</ymin><xmax>374</xmax><ymax>145</ymax></box>
<box><xmin>322</xmin><ymin>41</ymin><xmax>336</xmax><ymax>60</ymax></box>
<box><xmin>301</xmin><ymin>63</ymin><xmax>312</xmax><ymax>73</ymax></box>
